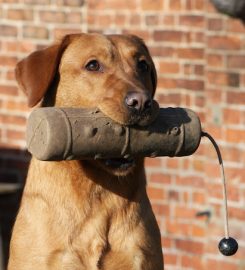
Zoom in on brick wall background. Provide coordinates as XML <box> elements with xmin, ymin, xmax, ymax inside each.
<box><xmin>0</xmin><ymin>0</ymin><xmax>245</xmax><ymax>269</ymax></box>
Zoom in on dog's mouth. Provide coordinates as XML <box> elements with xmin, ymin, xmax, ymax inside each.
<box><xmin>99</xmin><ymin>157</ymin><xmax>136</xmax><ymax>175</ymax></box>
<box><xmin>98</xmin><ymin>99</ymin><xmax>160</xmax><ymax>127</ymax></box>
<box><xmin>104</xmin><ymin>157</ymin><xmax>135</xmax><ymax>169</ymax></box>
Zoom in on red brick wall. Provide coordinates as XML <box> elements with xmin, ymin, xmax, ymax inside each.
<box><xmin>1</xmin><ymin>1</ymin><xmax>245</xmax><ymax>269</ymax></box>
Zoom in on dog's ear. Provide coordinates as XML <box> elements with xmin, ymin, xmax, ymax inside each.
<box><xmin>150</xmin><ymin>61</ymin><xmax>157</xmax><ymax>96</ymax></box>
<box><xmin>15</xmin><ymin>35</ymin><xmax>74</xmax><ymax>107</ymax></box>
<box><xmin>142</xmin><ymin>44</ymin><xmax>157</xmax><ymax>96</ymax></box>
<box><xmin>127</xmin><ymin>35</ymin><xmax>157</xmax><ymax>96</ymax></box>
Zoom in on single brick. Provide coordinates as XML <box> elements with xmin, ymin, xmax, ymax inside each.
<box><xmin>164</xmin><ymin>253</ymin><xmax>178</xmax><ymax>265</ymax></box>
<box><xmin>177</xmin><ymin>48</ymin><xmax>204</xmax><ymax>60</ymax></box>
<box><xmin>147</xmin><ymin>186</ymin><xmax>165</xmax><ymax>200</ymax></box>
<box><xmin>175</xmin><ymin>239</ymin><xmax>204</xmax><ymax>254</ymax></box>
<box><xmin>208</xmin><ymin>35</ymin><xmax>241</xmax><ymax>50</ymax></box>
<box><xmin>179</xmin><ymin>15</ymin><xmax>205</xmax><ymax>28</ymax></box>
<box><xmin>145</xmin><ymin>15</ymin><xmax>159</xmax><ymax>26</ymax></box>
<box><xmin>226</xmin><ymin>128</ymin><xmax>245</xmax><ymax>143</ymax></box>
<box><xmin>0</xmin><ymin>56</ymin><xmax>18</xmax><ymax>67</ymax></box>
<box><xmin>228</xmin><ymin>73</ymin><xmax>240</xmax><ymax>87</ymax></box>
<box><xmin>0</xmin><ymin>25</ymin><xmax>18</xmax><ymax>37</ymax></box>
<box><xmin>141</xmin><ymin>0</ymin><xmax>163</xmax><ymax>10</ymax></box>
<box><xmin>207</xmin><ymin>54</ymin><xmax>224</xmax><ymax>67</ymax></box>
<box><xmin>181</xmin><ymin>255</ymin><xmax>204</xmax><ymax>269</ymax></box>
<box><xmin>0</xmin><ymin>85</ymin><xmax>18</xmax><ymax>96</ymax></box>
<box><xmin>153</xmin><ymin>30</ymin><xmax>184</xmax><ymax>42</ymax></box>
<box><xmin>38</xmin><ymin>11</ymin><xmax>66</xmax><ymax>23</ymax></box>
<box><xmin>159</xmin><ymin>61</ymin><xmax>179</xmax><ymax>73</ymax></box>
<box><xmin>227</xmin><ymin>91</ymin><xmax>245</xmax><ymax>104</ymax></box>
<box><xmin>208</xmin><ymin>18</ymin><xmax>223</xmax><ymax>31</ymax></box>
<box><xmin>58</xmin><ymin>0</ymin><xmax>85</xmax><ymax>6</ymax></box>
<box><xmin>177</xmin><ymin>79</ymin><xmax>204</xmax><ymax>91</ymax></box>
<box><xmin>169</xmin><ymin>0</ymin><xmax>182</xmax><ymax>10</ymax></box>
<box><xmin>228</xmin><ymin>55</ymin><xmax>245</xmax><ymax>69</ymax></box>
<box><xmin>24</xmin><ymin>0</ymin><xmax>51</xmax><ymax>4</ymax></box>
<box><xmin>7</xmin><ymin>8</ymin><xmax>33</xmax><ymax>21</ymax></box>
<box><xmin>6</xmin><ymin>130</ymin><xmax>25</xmax><ymax>140</ymax></box>
<box><xmin>23</xmin><ymin>25</ymin><xmax>49</xmax><ymax>39</ymax></box>
<box><xmin>207</xmin><ymin>71</ymin><xmax>228</xmax><ymax>86</ymax></box>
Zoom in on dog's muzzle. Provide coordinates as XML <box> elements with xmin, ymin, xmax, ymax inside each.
<box><xmin>124</xmin><ymin>92</ymin><xmax>159</xmax><ymax>126</ymax></box>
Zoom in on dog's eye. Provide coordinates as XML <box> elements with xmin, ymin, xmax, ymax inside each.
<box><xmin>137</xmin><ymin>60</ymin><xmax>149</xmax><ymax>72</ymax></box>
<box><xmin>85</xmin><ymin>60</ymin><xmax>101</xmax><ymax>72</ymax></box>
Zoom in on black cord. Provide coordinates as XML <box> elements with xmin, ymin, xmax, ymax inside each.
<box><xmin>201</xmin><ymin>131</ymin><xmax>229</xmax><ymax>239</ymax></box>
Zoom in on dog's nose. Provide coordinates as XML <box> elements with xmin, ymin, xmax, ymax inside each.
<box><xmin>125</xmin><ymin>92</ymin><xmax>152</xmax><ymax>112</ymax></box>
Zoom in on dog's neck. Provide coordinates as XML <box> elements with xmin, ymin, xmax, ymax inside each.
<box><xmin>80</xmin><ymin>159</ymin><xmax>147</xmax><ymax>200</ymax></box>
<box><xmin>26</xmin><ymin>158</ymin><xmax>147</xmax><ymax>204</ymax></box>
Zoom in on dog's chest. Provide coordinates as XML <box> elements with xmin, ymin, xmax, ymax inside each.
<box><xmin>59</xmin><ymin>204</ymin><xmax>145</xmax><ymax>270</ymax></box>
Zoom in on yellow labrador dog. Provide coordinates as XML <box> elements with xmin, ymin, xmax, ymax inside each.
<box><xmin>8</xmin><ymin>33</ymin><xmax>163</xmax><ymax>270</ymax></box>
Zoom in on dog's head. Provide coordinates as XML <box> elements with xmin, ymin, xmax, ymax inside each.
<box><xmin>16</xmin><ymin>33</ymin><xmax>158</xmax><ymax>125</ymax></box>
<box><xmin>16</xmin><ymin>33</ymin><xmax>158</xmax><ymax>175</ymax></box>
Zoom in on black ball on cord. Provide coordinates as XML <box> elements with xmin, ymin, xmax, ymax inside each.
<box><xmin>218</xmin><ymin>237</ymin><xmax>238</xmax><ymax>256</ymax></box>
